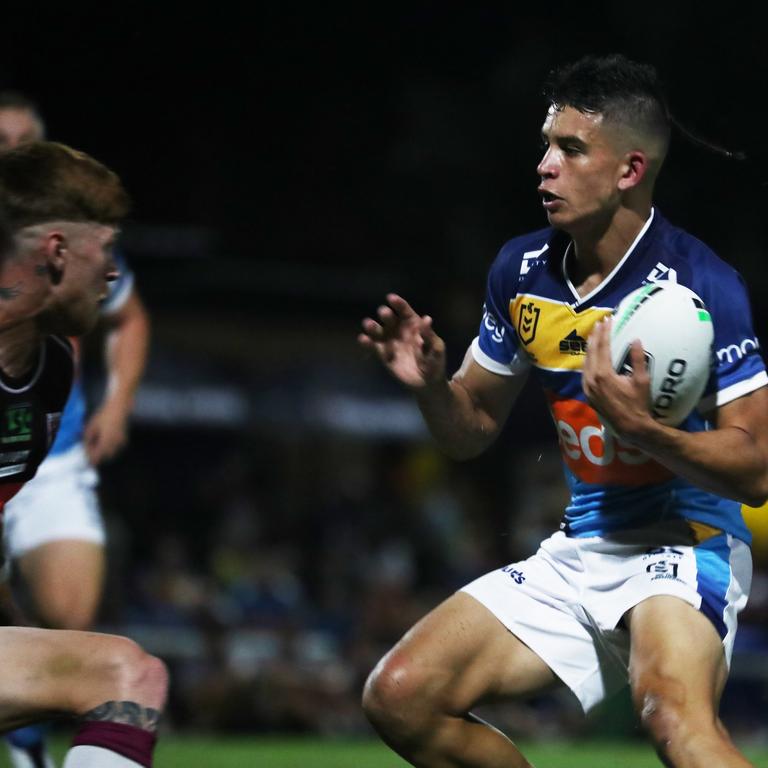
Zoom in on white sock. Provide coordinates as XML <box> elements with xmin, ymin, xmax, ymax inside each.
<box><xmin>62</xmin><ymin>746</ymin><xmax>145</xmax><ymax>768</ymax></box>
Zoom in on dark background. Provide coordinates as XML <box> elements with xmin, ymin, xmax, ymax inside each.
<box><xmin>3</xmin><ymin>4</ymin><xmax>768</xmax><ymax>737</ymax></box>
<box><xmin>3</xmin><ymin>5</ymin><xmax>768</xmax><ymax>316</ymax></box>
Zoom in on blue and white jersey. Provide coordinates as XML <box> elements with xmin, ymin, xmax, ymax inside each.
<box><xmin>49</xmin><ymin>251</ymin><xmax>135</xmax><ymax>456</ymax></box>
<box><xmin>473</xmin><ymin>209</ymin><xmax>767</xmax><ymax>543</ymax></box>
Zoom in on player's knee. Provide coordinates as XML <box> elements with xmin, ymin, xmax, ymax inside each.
<box><xmin>636</xmin><ymin>686</ymin><xmax>684</xmax><ymax>750</ymax></box>
<box><xmin>128</xmin><ymin>651</ymin><xmax>169</xmax><ymax>711</ymax></box>
<box><xmin>78</xmin><ymin>637</ymin><xmax>168</xmax><ymax>714</ymax></box>
<box><xmin>362</xmin><ymin>654</ymin><xmax>434</xmax><ymax>742</ymax></box>
<box><xmin>634</xmin><ymin>680</ymin><xmax>712</xmax><ymax>758</ymax></box>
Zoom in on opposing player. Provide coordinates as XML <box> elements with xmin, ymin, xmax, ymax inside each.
<box><xmin>0</xmin><ymin>141</ymin><xmax>166</xmax><ymax>766</ymax></box>
<box><xmin>360</xmin><ymin>55</ymin><xmax>768</xmax><ymax>768</ymax></box>
<box><xmin>0</xmin><ymin>92</ymin><xmax>150</xmax><ymax>767</ymax></box>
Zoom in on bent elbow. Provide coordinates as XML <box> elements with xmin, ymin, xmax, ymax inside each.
<box><xmin>743</xmin><ymin>474</ymin><xmax>768</xmax><ymax>509</ymax></box>
<box><xmin>744</xmin><ymin>490</ymin><xmax>768</xmax><ymax>510</ymax></box>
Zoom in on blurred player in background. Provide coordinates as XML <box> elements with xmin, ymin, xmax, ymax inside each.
<box><xmin>0</xmin><ymin>139</ymin><xmax>166</xmax><ymax>767</ymax></box>
<box><xmin>0</xmin><ymin>92</ymin><xmax>150</xmax><ymax>768</ymax></box>
<box><xmin>360</xmin><ymin>55</ymin><xmax>768</xmax><ymax>768</ymax></box>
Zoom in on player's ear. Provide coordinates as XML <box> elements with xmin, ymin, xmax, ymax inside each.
<box><xmin>43</xmin><ymin>231</ymin><xmax>66</xmax><ymax>286</ymax></box>
<box><xmin>617</xmin><ymin>150</ymin><xmax>648</xmax><ymax>191</ymax></box>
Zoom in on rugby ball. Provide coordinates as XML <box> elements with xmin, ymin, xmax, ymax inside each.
<box><xmin>610</xmin><ymin>282</ymin><xmax>714</xmax><ymax>426</ymax></box>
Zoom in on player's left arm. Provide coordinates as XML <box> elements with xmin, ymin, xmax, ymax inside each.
<box><xmin>583</xmin><ymin>319</ymin><xmax>768</xmax><ymax>506</ymax></box>
<box><xmin>84</xmin><ymin>289</ymin><xmax>151</xmax><ymax>465</ymax></box>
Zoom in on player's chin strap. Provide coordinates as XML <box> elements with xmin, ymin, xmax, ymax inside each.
<box><xmin>669</xmin><ymin>113</ymin><xmax>747</xmax><ymax>162</ymax></box>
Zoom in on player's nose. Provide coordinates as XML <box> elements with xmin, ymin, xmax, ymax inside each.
<box><xmin>536</xmin><ymin>148</ymin><xmax>559</xmax><ymax>178</ymax></box>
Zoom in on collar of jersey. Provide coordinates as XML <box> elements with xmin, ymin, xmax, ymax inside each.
<box><xmin>561</xmin><ymin>207</ymin><xmax>656</xmax><ymax>308</ymax></box>
<box><xmin>0</xmin><ymin>341</ymin><xmax>46</xmax><ymax>394</ymax></box>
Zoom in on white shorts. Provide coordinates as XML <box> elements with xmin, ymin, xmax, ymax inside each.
<box><xmin>2</xmin><ymin>443</ymin><xmax>105</xmax><ymax>558</ymax></box>
<box><xmin>461</xmin><ymin>529</ymin><xmax>752</xmax><ymax>713</ymax></box>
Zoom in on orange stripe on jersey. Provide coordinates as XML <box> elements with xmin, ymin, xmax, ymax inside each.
<box><xmin>548</xmin><ymin>394</ymin><xmax>673</xmax><ymax>486</ymax></box>
<box><xmin>509</xmin><ymin>295</ymin><xmax>612</xmax><ymax>370</ymax></box>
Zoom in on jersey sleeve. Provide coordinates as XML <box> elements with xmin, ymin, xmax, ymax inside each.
<box><xmin>699</xmin><ymin>264</ymin><xmax>767</xmax><ymax>411</ymax></box>
<box><xmin>101</xmin><ymin>249</ymin><xmax>135</xmax><ymax>316</ymax></box>
<box><xmin>471</xmin><ymin>244</ymin><xmax>530</xmax><ymax>377</ymax></box>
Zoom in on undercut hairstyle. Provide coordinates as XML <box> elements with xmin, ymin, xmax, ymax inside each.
<box><xmin>544</xmin><ymin>54</ymin><xmax>671</xmax><ymax>152</ymax></box>
<box><xmin>0</xmin><ymin>90</ymin><xmax>43</xmax><ymax>120</ymax></box>
<box><xmin>0</xmin><ymin>141</ymin><xmax>130</xmax><ymax>236</ymax></box>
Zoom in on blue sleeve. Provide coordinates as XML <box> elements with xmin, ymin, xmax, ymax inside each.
<box><xmin>699</xmin><ymin>262</ymin><xmax>767</xmax><ymax>409</ymax></box>
<box><xmin>472</xmin><ymin>243</ymin><xmax>526</xmax><ymax>375</ymax></box>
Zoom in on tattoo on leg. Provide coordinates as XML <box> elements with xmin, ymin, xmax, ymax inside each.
<box><xmin>81</xmin><ymin>701</ymin><xmax>161</xmax><ymax>732</ymax></box>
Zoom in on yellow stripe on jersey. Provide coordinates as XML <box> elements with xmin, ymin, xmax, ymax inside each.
<box><xmin>509</xmin><ymin>294</ymin><xmax>613</xmax><ymax>370</ymax></box>
<box><xmin>742</xmin><ymin>502</ymin><xmax>768</xmax><ymax>560</ymax></box>
<box><xmin>687</xmin><ymin>520</ymin><xmax>723</xmax><ymax>543</ymax></box>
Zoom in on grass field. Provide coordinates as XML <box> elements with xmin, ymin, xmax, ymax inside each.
<box><xmin>3</xmin><ymin>737</ymin><xmax>768</xmax><ymax>767</ymax></box>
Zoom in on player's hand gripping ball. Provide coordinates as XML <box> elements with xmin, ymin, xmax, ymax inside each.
<box><xmin>610</xmin><ymin>282</ymin><xmax>714</xmax><ymax>426</ymax></box>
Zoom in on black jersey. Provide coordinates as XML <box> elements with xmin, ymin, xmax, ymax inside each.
<box><xmin>0</xmin><ymin>335</ymin><xmax>74</xmax><ymax>513</ymax></box>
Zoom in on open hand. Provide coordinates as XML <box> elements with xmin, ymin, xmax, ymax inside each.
<box><xmin>358</xmin><ymin>294</ymin><xmax>446</xmax><ymax>390</ymax></box>
<box><xmin>582</xmin><ymin>318</ymin><xmax>654</xmax><ymax>441</ymax></box>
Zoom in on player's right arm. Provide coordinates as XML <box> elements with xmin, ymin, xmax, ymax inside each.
<box><xmin>359</xmin><ymin>293</ymin><xmax>524</xmax><ymax>459</ymax></box>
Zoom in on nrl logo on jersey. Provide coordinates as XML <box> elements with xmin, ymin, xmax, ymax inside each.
<box><xmin>518</xmin><ymin>301</ymin><xmax>540</xmax><ymax>345</ymax></box>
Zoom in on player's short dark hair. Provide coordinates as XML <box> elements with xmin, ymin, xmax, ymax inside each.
<box><xmin>0</xmin><ymin>90</ymin><xmax>43</xmax><ymax>119</ymax></box>
<box><xmin>0</xmin><ymin>141</ymin><xmax>130</xmax><ymax>238</ymax></box>
<box><xmin>544</xmin><ymin>54</ymin><xmax>670</xmax><ymax>148</ymax></box>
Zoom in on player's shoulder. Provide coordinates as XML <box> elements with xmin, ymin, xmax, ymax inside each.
<box><xmin>649</xmin><ymin>212</ymin><xmax>746</xmax><ymax>301</ymax></box>
<box><xmin>488</xmin><ymin>226</ymin><xmax>559</xmax><ymax>282</ymax></box>
<box><xmin>495</xmin><ymin>226</ymin><xmax>555</xmax><ymax>263</ymax></box>
<box><xmin>653</xmin><ymin>212</ymin><xmax>741</xmax><ymax>281</ymax></box>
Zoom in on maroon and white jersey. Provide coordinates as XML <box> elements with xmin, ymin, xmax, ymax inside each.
<box><xmin>0</xmin><ymin>335</ymin><xmax>74</xmax><ymax>514</ymax></box>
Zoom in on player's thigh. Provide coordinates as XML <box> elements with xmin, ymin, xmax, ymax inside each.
<box><xmin>369</xmin><ymin>591</ymin><xmax>558</xmax><ymax>712</ymax></box>
<box><xmin>18</xmin><ymin>540</ymin><xmax>105</xmax><ymax>628</ymax></box>
<box><xmin>626</xmin><ymin>594</ymin><xmax>728</xmax><ymax>712</ymax></box>
<box><xmin>0</xmin><ymin>626</ymin><xmax>138</xmax><ymax>730</ymax></box>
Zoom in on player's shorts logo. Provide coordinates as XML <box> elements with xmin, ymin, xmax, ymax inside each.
<box><xmin>518</xmin><ymin>301</ymin><xmax>540</xmax><ymax>345</ymax></box>
<box><xmin>646</xmin><ymin>560</ymin><xmax>680</xmax><ymax>580</ymax></box>
<box><xmin>501</xmin><ymin>565</ymin><xmax>526</xmax><ymax>584</ymax></box>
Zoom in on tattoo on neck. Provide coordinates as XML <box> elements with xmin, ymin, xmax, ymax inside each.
<box><xmin>0</xmin><ymin>282</ymin><xmax>22</xmax><ymax>301</ymax></box>
<box><xmin>81</xmin><ymin>700</ymin><xmax>161</xmax><ymax>732</ymax></box>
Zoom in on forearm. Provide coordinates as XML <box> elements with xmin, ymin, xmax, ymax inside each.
<box><xmin>628</xmin><ymin>421</ymin><xmax>768</xmax><ymax>507</ymax></box>
<box><xmin>415</xmin><ymin>378</ymin><xmax>500</xmax><ymax>460</ymax></box>
<box><xmin>102</xmin><ymin>308</ymin><xmax>150</xmax><ymax>415</ymax></box>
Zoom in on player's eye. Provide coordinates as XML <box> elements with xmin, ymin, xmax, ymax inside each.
<box><xmin>563</xmin><ymin>145</ymin><xmax>583</xmax><ymax>156</ymax></box>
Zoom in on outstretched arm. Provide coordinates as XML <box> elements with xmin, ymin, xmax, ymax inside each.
<box><xmin>84</xmin><ymin>290</ymin><xmax>150</xmax><ymax>465</ymax></box>
<box><xmin>582</xmin><ymin>318</ymin><xmax>768</xmax><ymax>506</ymax></box>
<box><xmin>359</xmin><ymin>294</ymin><xmax>524</xmax><ymax>459</ymax></box>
